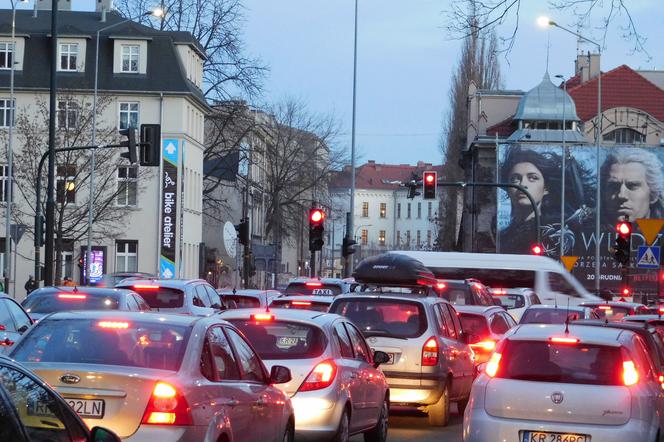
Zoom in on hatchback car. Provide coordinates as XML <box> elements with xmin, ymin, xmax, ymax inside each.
<box><xmin>490</xmin><ymin>287</ymin><xmax>541</xmax><ymax>322</ymax></box>
<box><xmin>623</xmin><ymin>315</ymin><xmax>664</xmax><ymax>341</ymax></box>
<box><xmin>218</xmin><ymin>289</ymin><xmax>283</xmax><ymax>309</ymax></box>
<box><xmin>464</xmin><ymin>324</ymin><xmax>664</xmax><ymax>442</ymax></box>
<box><xmin>0</xmin><ymin>354</ymin><xmax>121</xmax><ymax>441</ymax></box>
<box><xmin>92</xmin><ymin>272</ymin><xmax>155</xmax><ymax>288</ymax></box>
<box><xmin>116</xmin><ymin>279</ymin><xmax>223</xmax><ymax>315</ymax></box>
<box><xmin>0</xmin><ymin>294</ymin><xmax>33</xmax><ymax>352</ymax></box>
<box><xmin>284</xmin><ymin>278</ymin><xmax>354</xmax><ymax>296</ymax></box>
<box><xmin>220</xmin><ymin>308</ymin><xmax>390</xmax><ymax>441</ymax></box>
<box><xmin>270</xmin><ymin>295</ymin><xmax>333</xmax><ymax>312</ymax></box>
<box><xmin>433</xmin><ymin>279</ymin><xmax>495</xmax><ymax>306</ymax></box>
<box><xmin>9</xmin><ymin>311</ymin><xmax>295</xmax><ymax>442</ymax></box>
<box><xmin>21</xmin><ymin>286</ymin><xmax>150</xmax><ymax>322</ymax></box>
<box><xmin>454</xmin><ymin>305</ymin><xmax>517</xmax><ymax>365</ymax></box>
<box><xmin>519</xmin><ymin>304</ymin><xmax>599</xmax><ymax>324</ymax></box>
<box><xmin>579</xmin><ymin>301</ymin><xmax>649</xmax><ymax>321</ymax></box>
<box><xmin>329</xmin><ymin>294</ymin><xmax>475</xmax><ymax>426</ymax></box>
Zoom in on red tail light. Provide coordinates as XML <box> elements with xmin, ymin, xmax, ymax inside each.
<box><xmin>305</xmin><ymin>281</ymin><xmax>322</xmax><ymax>287</ymax></box>
<box><xmin>250</xmin><ymin>313</ymin><xmax>275</xmax><ymax>322</ymax></box>
<box><xmin>598</xmin><ymin>305</ymin><xmax>612</xmax><ymax>311</ymax></box>
<box><xmin>58</xmin><ymin>293</ymin><xmax>87</xmax><ymax>300</ymax></box>
<box><xmin>142</xmin><ymin>382</ymin><xmax>192</xmax><ymax>425</ymax></box>
<box><xmin>470</xmin><ymin>340</ymin><xmax>496</xmax><ymax>352</ymax></box>
<box><xmin>134</xmin><ymin>284</ymin><xmax>159</xmax><ymax>289</ymax></box>
<box><xmin>485</xmin><ymin>352</ymin><xmax>502</xmax><ymax>377</ymax></box>
<box><xmin>549</xmin><ymin>336</ymin><xmax>580</xmax><ymax>344</ymax></box>
<box><xmin>435</xmin><ymin>281</ymin><xmax>447</xmax><ymax>290</ymax></box>
<box><xmin>298</xmin><ymin>360</ymin><xmax>337</xmax><ymax>392</ymax></box>
<box><xmin>622</xmin><ymin>360</ymin><xmax>639</xmax><ymax>386</ymax></box>
<box><xmin>422</xmin><ymin>337</ymin><xmax>438</xmax><ymax>366</ymax></box>
<box><xmin>291</xmin><ymin>301</ymin><xmax>311</xmax><ymax>306</ymax></box>
<box><xmin>98</xmin><ymin>321</ymin><xmax>130</xmax><ymax>329</ymax></box>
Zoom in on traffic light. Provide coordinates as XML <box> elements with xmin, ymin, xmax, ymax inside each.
<box><xmin>423</xmin><ymin>171</ymin><xmax>437</xmax><ymax>200</ymax></box>
<box><xmin>309</xmin><ymin>208</ymin><xmax>325</xmax><ymax>252</ymax></box>
<box><xmin>531</xmin><ymin>243</ymin><xmax>544</xmax><ymax>255</ymax></box>
<box><xmin>342</xmin><ymin>236</ymin><xmax>356</xmax><ymax>258</ymax></box>
<box><xmin>119</xmin><ymin>127</ymin><xmax>137</xmax><ymax>164</ymax></box>
<box><xmin>235</xmin><ymin>218</ymin><xmax>250</xmax><ymax>246</ymax></box>
<box><xmin>34</xmin><ymin>215</ymin><xmax>45</xmax><ymax>247</ymax></box>
<box><xmin>613</xmin><ymin>220</ymin><xmax>632</xmax><ymax>266</ymax></box>
<box><xmin>140</xmin><ymin>124</ymin><xmax>161</xmax><ymax>166</ymax></box>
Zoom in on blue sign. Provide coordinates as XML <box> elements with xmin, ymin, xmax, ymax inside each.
<box><xmin>636</xmin><ymin>246</ymin><xmax>660</xmax><ymax>269</ymax></box>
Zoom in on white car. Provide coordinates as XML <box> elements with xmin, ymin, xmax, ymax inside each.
<box><xmin>9</xmin><ymin>311</ymin><xmax>295</xmax><ymax>442</ymax></box>
<box><xmin>464</xmin><ymin>324</ymin><xmax>664</xmax><ymax>442</ymax></box>
<box><xmin>490</xmin><ymin>287</ymin><xmax>541</xmax><ymax>322</ymax></box>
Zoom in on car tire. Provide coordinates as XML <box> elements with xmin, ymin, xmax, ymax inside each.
<box><xmin>282</xmin><ymin>422</ymin><xmax>294</xmax><ymax>442</ymax></box>
<box><xmin>456</xmin><ymin>396</ymin><xmax>469</xmax><ymax>415</ymax></box>
<box><xmin>428</xmin><ymin>382</ymin><xmax>450</xmax><ymax>426</ymax></box>
<box><xmin>363</xmin><ymin>398</ymin><xmax>388</xmax><ymax>442</ymax></box>
<box><xmin>331</xmin><ymin>408</ymin><xmax>350</xmax><ymax>442</ymax></box>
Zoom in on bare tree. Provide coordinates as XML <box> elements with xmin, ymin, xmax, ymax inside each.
<box><xmin>116</xmin><ymin>0</ymin><xmax>267</xmax><ymax>100</ymax></box>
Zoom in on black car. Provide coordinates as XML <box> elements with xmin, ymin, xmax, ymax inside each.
<box><xmin>0</xmin><ymin>355</ymin><xmax>120</xmax><ymax>441</ymax></box>
<box><xmin>433</xmin><ymin>279</ymin><xmax>495</xmax><ymax>306</ymax></box>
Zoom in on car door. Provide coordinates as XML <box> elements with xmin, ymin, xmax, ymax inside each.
<box><xmin>0</xmin><ymin>299</ymin><xmax>20</xmax><ymax>351</ymax></box>
<box><xmin>439</xmin><ymin>303</ymin><xmax>474</xmax><ymax>396</ymax></box>
<box><xmin>333</xmin><ymin>321</ymin><xmax>367</xmax><ymax>430</ymax></box>
<box><xmin>224</xmin><ymin>326</ymin><xmax>286</xmax><ymax>442</ymax></box>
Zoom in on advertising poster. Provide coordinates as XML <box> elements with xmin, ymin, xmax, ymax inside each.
<box><xmin>497</xmin><ymin>144</ymin><xmax>664</xmax><ymax>295</ymax></box>
<box><xmin>160</xmin><ymin>139</ymin><xmax>179</xmax><ymax>279</ymax></box>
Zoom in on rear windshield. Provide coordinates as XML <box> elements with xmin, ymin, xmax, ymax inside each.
<box><xmin>129</xmin><ymin>287</ymin><xmax>184</xmax><ymax>309</ymax></box>
<box><xmin>440</xmin><ymin>287</ymin><xmax>474</xmax><ymax>305</ymax></box>
<box><xmin>430</xmin><ymin>267</ymin><xmax>536</xmax><ymax>289</ymax></box>
<box><xmin>330</xmin><ymin>298</ymin><xmax>427</xmax><ymax>339</ymax></box>
<box><xmin>224</xmin><ymin>295</ymin><xmax>260</xmax><ymax>309</ymax></box>
<box><xmin>520</xmin><ymin>309</ymin><xmax>584</xmax><ymax>324</ymax></box>
<box><xmin>592</xmin><ymin>306</ymin><xmax>633</xmax><ymax>321</ymax></box>
<box><xmin>11</xmin><ymin>318</ymin><xmax>191</xmax><ymax>371</ymax></box>
<box><xmin>271</xmin><ymin>299</ymin><xmax>330</xmax><ymax>312</ymax></box>
<box><xmin>494</xmin><ymin>295</ymin><xmax>525</xmax><ymax>309</ymax></box>
<box><xmin>496</xmin><ymin>340</ymin><xmax>623</xmax><ymax>385</ymax></box>
<box><xmin>227</xmin><ymin>320</ymin><xmax>326</xmax><ymax>360</ymax></box>
<box><xmin>459</xmin><ymin>313</ymin><xmax>490</xmax><ymax>337</ymax></box>
<box><xmin>285</xmin><ymin>283</ymin><xmax>342</xmax><ymax>296</ymax></box>
<box><xmin>22</xmin><ymin>294</ymin><xmax>120</xmax><ymax>314</ymax></box>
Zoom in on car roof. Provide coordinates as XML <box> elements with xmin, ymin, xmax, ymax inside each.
<box><xmin>287</xmin><ymin>278</ymin><xmax>347</xmax><ymax>285</ymax></box>
<box><xmin>453</xmin><ymin>305</ymin><xmax>504</xmax><ymax>315</ymax></box>
<box><xmin>511</xmin><ymin>323</ymin><xmax>626</xmax><ymax>345</ymax></box>
<box><xmin>573</xmin><ymin>319</ymin><xmax>656</xmax><ymax>334</ymax></box>
<box><xmin>271</xmin><ymin>295</ymin><xmax>334</xmax><ymax>303</ymax></box>
<box><xmin>524</xmin><ymin>304</ymin><xmax>586</xmax><ymax>312</ymax></box>
<box><xmin>28</xmin><ymin>286</ymin><xmax>135</xmax><ymax>297</ymax></box>
<box><xmin>219</xmin><ymin>307</ymin><xmax>338</xmax><ymax>325</ymax></box>
<box><xmin>625</xmin><ymin>315</ymin><xmax>664</xmax><ymax>321</ymax></box>
<box><xmin>220</xmin><ymin>289</ymin><xmax>281</xmax><ymax>296</ymax></box>
<box><xmin>39</xmin><ymin>310</ymin><xmax>203</xmax><ymax>326</ymax></box>
<box><xmin>580</xmin><ymin>301</ymin><xmax>645</xmax><ymax>308</ymax></box>
<box><xmin>332</xmin><ymin>293</ymin><xmax>446</xmax><ymax>306</ymax></box>
<box><xmin>116</xmin><ymin>279</ymin><xmax>208</xmax><ymax>288</ymax></box>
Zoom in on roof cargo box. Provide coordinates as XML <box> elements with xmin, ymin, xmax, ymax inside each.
<box><xmin>352</xmin><ymin>253</ymin><xmax>436</xmax><ymax>286</ymax></box>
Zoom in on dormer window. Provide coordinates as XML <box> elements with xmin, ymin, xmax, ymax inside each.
<box><xmin>603</xmin><ymin>128</ymin><xmax>645</xmax><ymax>144</ymax></box>
<box><xmin>0</xmin><ymin>43</ymin><xmax>13</xmax><ymax>69</ymax></box>
<box><xmin>59</xmin><ymin>43</ymin><xmax>78</xmax><ymax>71</ymax></box>
<box><xmin>121</xmin><ymin>45</ymin><xmax>139</xmax><ymax>73</ymax></box>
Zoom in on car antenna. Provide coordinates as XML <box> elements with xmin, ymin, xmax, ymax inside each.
<box><xmin>564</xmin><ymin>297</ymin><xmax>570</xmax><ymax>335</ymax></box>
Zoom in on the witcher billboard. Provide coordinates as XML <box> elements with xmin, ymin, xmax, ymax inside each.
<box><xmin>497</xmin><ymin>144</ymin><xmax>664</xmax><ymax>295</ymax></box>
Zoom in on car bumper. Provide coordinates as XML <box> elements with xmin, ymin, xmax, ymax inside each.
<box><xmin>463</xmin><ymin>407</ymin><xmax>655</xmax><ymax>442</ymax></box>
<box><xmin>123</xmin><ymin>426</ymin><xmax>207</xmax><ymax>442</ymax></box>
<box><xmin>383</xmin><ymin>372</ymin><xmax>446</xmax><ymax>406</ymax></box>
<box><xmin>290</xmin><ymin>392</ymin><xmax>345</xmax><ymax>440</ymax></box>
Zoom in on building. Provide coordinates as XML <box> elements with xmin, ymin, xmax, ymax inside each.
<box><xmin>0</xmin><ymin>4</ymin><xmax>208</xmax><ymax>297</ymax></box>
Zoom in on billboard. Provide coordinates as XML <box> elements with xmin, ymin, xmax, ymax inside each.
<box><xmin>497</xmin><ymin>144</ymin><xmax>664</xmax><ymax>294</ymax></box>
<box><xmin>160</xmin><ymin>139</ymin><xmax>179</xmax><ymax>279</ymax></box>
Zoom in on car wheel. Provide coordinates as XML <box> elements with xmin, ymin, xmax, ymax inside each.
<box><xmin>428</xmin><ymin>382</ymin><xmax>450</xmax><ymax>426</ymax></box>
<box><xmin>456</xmin><ymin>396</ymin><xmax>469</xmax><ymax>415</ymax></box>
<box><xmin>331</xmin><ymin>408</ymin><xmax>350</xmax><ymax>442</ymax></box>
<box><xmin>363</xmin><ymin>398</ymin><xmax>388</xmax><ymax>442</ymax></box>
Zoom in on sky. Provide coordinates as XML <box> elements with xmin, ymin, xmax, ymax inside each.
<box><xmin>240</xmin><ymin>0</ymin><xmax>664</xmax><ymax>167</ymax></box>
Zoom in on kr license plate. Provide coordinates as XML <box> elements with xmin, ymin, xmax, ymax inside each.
<box><xmin>522</xmin><ymin>431</ymin><xmax>589</xmax><ymax>442</ymax></box>
<box><xmin>65</xmin><ymin>398</ymin><xmax>105</xmax><ymax>419</ymax></box>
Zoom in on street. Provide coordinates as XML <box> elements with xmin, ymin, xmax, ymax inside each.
<box><xmin>351</xmin><ymin>406</ymin><xmax>463</xmax><ymax>442</ymax></box>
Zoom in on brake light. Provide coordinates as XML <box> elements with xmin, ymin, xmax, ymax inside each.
<box><xmin>485</xmin><ymin>352</ymin><xmax>502</xmax><ymax>377</ymax></box>
<box><xmin>435</xmin><ymin>281</ymin><xmax>447</xmax><ymax>290</ymax></box>
<box><xmin>491</xmin><ymin>288</ymin><xmax>507</xmax><ymax>295</ymax></box>
<box><xmin>422</xmin><ymin>337</ymin><xmax>438</xmax><ymax>366</ymax></box>
<box><xmin>598</xmin><ymin>305</ymin><xmax>612</xmax><ymax>311</ymax></box>
<box><xmin>142</xmin><ymin>382</ymin><xmax>192</xmax><ymax>425</ymax></box>
<box><xmin>549</xmin><ymin>336</ymin><xmax>580</xmax><ymax>344</ymax></box>
<box><xmin>305</xmin><ymin>282</ymin><xmax>322</xmax><ymax>287</ymax></box>
<box><xmin>623</xmin><ymin>360</ymin><xmax>639</xmax><ymax>386</ymax></box>
<box><xmin>250</xmin><ymin>313</ymin><xmax>275</xmax><ymax>322</ymax></box>
<box><xmin>97</xmin><ymin>321</ymin><xmax>130</xmax><ymax>329</ymax></box>
<box><xmin>291</xmin><ymin>301</ymin><xmax>311</xmax><ymax>306</ymax></box>
<box><xmin>298</xmin><ymin>360</ymin><xmax>337</xmax><ymax>392</ymax></box>
<box><xmin>470</xmin><ymin>340</ymin><xmax>496</xmax><ymax>352</ymax></box>
<box><xmin>134</xmin><ymin>284</ymin><xmax>160</xmax><ymax>289</ymax></box>
<box><xmin>58</xmin><ymin>293</ymin><xmax>87</xmax><ymax>300</ymax></box>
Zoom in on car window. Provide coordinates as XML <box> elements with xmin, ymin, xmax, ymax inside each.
<box><xmin>200</xmin><ymin>338</ymin><xmax>215</xmax><ymax>381</ymax></box>
<box><xmin>0</xmin><ymin>385</ymin><xmax>23</xmax><ymax>442</ymax></box>
<box><xmin>127</xmin><ymin>286</ymin><xmax>185</xmax><ymax>308</ymax></box>
<box><xmin>440</xmin><ymin>304</ymin><xmax>458</xmax><ymax>339</ymax></box>
<box><xmin>125</xmin><ymin>295</ymin><xmax>139</xmax><ymax>311</ymax></box>
<box><xmin>433</xmin><ymin>304</ymin><xmax>450</xmax><ymax>337</ymax></box>
<box><xmin>334</xmin><ymin>322</ymin><xmax>354</xmax><ymax>359</ymax></box>
<box><xmin>344</xmin><ymin>323</ymin><xmax>372</xmax><ymax>363</ymax></box>
<box><xmin>208</xmin><ymin>327</ymin><xmax>241</xmax><ymax>381</ymax></box>
<box><xmin>331</xmin><ymin>298</ymin><xmax>427</xmax><ymax>339</ymax></box>
<box><xmin>501</xmin><ymin>311</ymin><xmax>517</xmax><ymax>328</ymax></box>
<box><xmin>632</xmin><ymin>335</ymin><xmax>656</xmax><ymax>381</ymax></box>
<box><xmin>224</xmin><ymin>327</ymin><xmax>266</xmax><ymax>383</ymax></box>
<box><xmin>458</xmin><ymin>313</ymin><xmax>489</xmax><ymax>338</ymax></box>
<box><xmin>205</xmin><ymin>286</ymin><xmax>222</xmax><ymax>308</ymax></box>
<box><xmin>4</xmin><ymin>300</ymin><xmax>30</xmax><ymax>332</ymax></box>
<box><xmin>135</xmin><ymin>295</ymin><xmax>151</xmax><ymax>311</ymax></box>
<box><xmin>548</xmin><ymin>273</ymin><xmax>580</xmax><ymax>297</ymax></box>
<box><xmin>21</xmin><ymin>293</ymin><xmax>121</xmax><ymax>314</ymax></box>
<box><xmin>490</xmin><ymin>313</ymin><xmax>510</xmax><ymax>335</ymax></box>
<box><xmin>530</xmin><ymin>293</ymin><xmax>541</xmax><ymax>305</ymax></box>
<box><xmin>0</xmin><ymin>301</ymin><xmax>16</xmax><ymax>332</ymax></box>
<box><xmin>194</xmin><ymin>285</ymin><xmax>211</xmax><ymax>307</ymax></box>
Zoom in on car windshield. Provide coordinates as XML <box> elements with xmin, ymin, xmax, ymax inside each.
<box><xmin>494</xmin><ymin>294</ymin><xmax>525</xmax><ymax>309</ymax></box>
<box><xmin>330</xmin><ymin>298</ymin><xmax>427</xmax><ymax>339</ymax></box>
<box><xmin>496</xmin><ymin>340</ymin><xmax>623</xmax><ymax>385</ymax></box>
<box><xmin>11</xmin><ymin>318</ymin><xmax>191</xmax><ymax>371</ymax></box>
<box><xmin>459</xmin><ymin>313</ymin><xmax>490</xmax><ymax>337</ymax></box>
<box><xmin>128</xmin><ymin>286</ymin><xmax>184</xmax><ymax>309</ymax></box>
<box><xmin>285</xmin><ymin>283</ymin><xmax>342</xmax><ymax>296</ymax></box>
<box><xmin>520</xmin><ymin>308</ymin><xmax>584</xmax><ymax>324</ymax></box>
<box><xmin>224</xmin><ymin>295</ymin><xmax>261</xmax><ymax>308</ymax></box>
<box><xmin>227</xmin><ymin>319</ymin><xmax>326</xmax><ymax>360</ymax></box>
<box><xmin>22</xmin><ymin>293</ymin><xmax>120</xmax><ymax>314</ymax></box>
<box><xmin>271</xmin><ymin>299</ymin><xmax>330</xmax><ymax>312</ymax></box>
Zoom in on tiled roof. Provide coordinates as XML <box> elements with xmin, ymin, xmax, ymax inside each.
<box><xmin>485</xmin><ymin>117</ymin><xmax>516</xmax><ymax>138</ymax></box>
<box><xmin>330</xmin><ymin>161</ymin><xmax>446</xmax><ymax>190</ymax></box>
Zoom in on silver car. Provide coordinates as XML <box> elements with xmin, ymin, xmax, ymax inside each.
<box><xmin>220</xmin><ymin>308</ymin><xmax>390</xmax><ymax>442</ymax></box>
<box><xmin>464</xmin><ymin>324</ymin><xmax>664</xmax><ymax>442</ymax></box>
<box><xmin>116</xmin><ymin>278</ymin><xmax>223</xmax><ymax>315</ymax></box>
<box><xmin>0</xmin><ymin>294</ymin><xmax>33</xmax><ymax>352</ymax></box>
<box><xmin>9</xmin><ymin>310</ymin><xmax>295</xmax><ymax>442</ymax></box>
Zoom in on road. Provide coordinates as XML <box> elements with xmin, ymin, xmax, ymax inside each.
<box><xmin>350</xmin><ymin>405</ymin><xmax>463</xmax><ymax>442</ymax></box>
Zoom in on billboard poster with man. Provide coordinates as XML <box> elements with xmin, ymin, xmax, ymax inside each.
<box><xmin>497</xmin><ymin>144</ymin><xmax>664</xmax><ymax>295</ymax></box>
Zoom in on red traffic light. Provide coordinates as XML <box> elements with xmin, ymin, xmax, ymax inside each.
<box><xmin>424</xmin><ymin>172</ymin><xmax>435</xmax><ymax>184</ymax></box>
<box><xmin>423</xmin><ymin>171</ymin><xmax>437</xmax><ymax>199</ymax></box>
<box><xmin>622</xmin><ymin>287</ymin><xmax>631</xmax><ymax>296</ymax></box>
<box><xmin>310</xmin><ymin>209</ymin><xmax>325</xmax><ymax>224</ymax></box>
<box><xmin>531</xmin><ymin>244</ymin><xmax>543</xmax><ymax>255</ymax></box>
<box><xmin>616</xmin><ymin>221</ymin><xmax>632</xmax><ymax>237</ymax></box>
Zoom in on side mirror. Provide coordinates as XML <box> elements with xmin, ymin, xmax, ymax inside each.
<box><xmin>270</xmin><ymin>365</ymin><xmax>292</xmax><ymax>384</ymax></box>
<box><xmin>18</xmin><ymin>324</ymin><xmax>29</xmax><ymax>334</ymax></box>
<box><xmin>372</xmin><ymin>350</ymin><xmax>390</xmax><ymax>368</ymax></box>
<box><xmin>89</xmin><ymin>426</ymin><xmax>122</xmax><ymax>442</ymax></box>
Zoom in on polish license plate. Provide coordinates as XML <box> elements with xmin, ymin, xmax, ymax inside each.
<box><xmin>278</xmin><ymin>337</ymin><xmax>299</xmax><ymax>347</ymax></box>
<box><xmin>522</xmin><ymin>431</ymin><xmax>589</xmax><ymax>442</ymax></box>
<box><xmin>65</xmin><ymin>398</ymin><xmax>105</xmax><ymax>419</ymax></box>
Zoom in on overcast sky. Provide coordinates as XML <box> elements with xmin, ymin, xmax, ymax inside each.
<box><xmin>241</xmin><ymin>0</ymin><xmax>663</xmax><ymax>166</ymax></box>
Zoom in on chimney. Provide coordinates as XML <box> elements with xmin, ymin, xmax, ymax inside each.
<box><xmin>97</xmin><ymin>0</ymin><xmax>113</xmax><ymax>18</ymax></box>
<box><xmin>417</xmin><ymin>160</ymin><xmax>425</xmax><ymax>168</ymax></box>
<box><xmin>575</xmin><ymin>51</ymin><xmax>601</xmax><ymax>83</ymax></box>
<box><xmin>367</xmin><ymin>160</ymin><xmax>376</xmax><ymax>166</ymax></box>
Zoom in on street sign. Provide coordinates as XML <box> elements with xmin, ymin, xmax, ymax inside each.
<box><xmin>636</xmin><ymin>246</ymin><xmax>660</xmax><ymax>269</ymax></box>
<box><xmin>561</xmin><ymin>256</ymin><xmax>579</xmax><ymax>272</ymax></box>
<box><xmin>10</xmin><ymin>224</ymin><xmax>27</xmax><ymax>244</ymax></box>
<box><xmin>636</xmin><ymin>219</ymin><xmax>664</xmax><ymax>245</ymax></box>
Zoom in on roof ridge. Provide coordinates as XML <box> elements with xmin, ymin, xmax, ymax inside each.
<box><xmin>566</xmin><ymin>64</ymin><xmax>632</xmax><ymax>93</ymax></box>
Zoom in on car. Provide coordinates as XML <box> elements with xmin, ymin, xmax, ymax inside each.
<box><xmin>269</xmin><ymin>295</ymin><xmax>333</xmax><ymax>312</ymax></box>
<box><xmin>218</xmin><ymin>288</ymin><xmax>283</xmax><ymax>309</ymax></box>
<box><xmin>21</xmin><ymin>286</ymin><xmax>151</xmax><ymax>322</ymax></box>
<box><xmin>579</xmin><ymin>301</ymin><xmax>650</xmax><ymax>321</ymax></box>
<box><xmin>284</xmin><ymin>278</ymin><xmax>354</xmax><ymax>296</ymax></box>
<box><xmin>454</xmin><ymin>305</ymin><xmax>517</xmax><ymax>365</ymax></box>
<box><xmin>91</xmin><ymin>272</ymin><xmax>156</xmax><ymax>288</ymax></box>
<box><xmin>0</xmin><ymin>294</ymin><xmax>33</xmax><ymax>353</ymax></box>
<box><xmin>490</xmin><ymin>287</ymin><xmax>541</xmax><ymax>322</ymax></box>
<box><xmin>433</xmin><ymin>279</ymin><xmax>495</xmax><ymax>306</ymax></box>
<box><xmin>220</xmin><ymin>308</ymin><xmax>390</xmax><ymax>441</ymax></box>
<box><xmin>9</xmin><ymin>310</ymin><xmax>295</xmax><ymax>442</ymax></box>
<box><xmin>329</xmin><ymin>293</ymin><xmax>475</xmax><ymax>426</ymax></box>
<box><xmin>116</xmin><ymin>278</ymin><xmax>224</xmax><ymax>315</ymax></box>
<box><xmin>623</xmin><ymin>315</ymin><xmax>664</xmax><ymax>341</ymax></box>
<box><xmin>0</xmin><ymin>354</ymin><xmax>121</xmax><ymax>442</ymax></box>
<box><xmin>464</xmin><ymin>324</ymin><xmax>664</xmax><ymax>442</ymax></box>
<box><xmin>519</xmin><ymin>304</ymin><xmax>599</xmax><ymax>325</ymax></box>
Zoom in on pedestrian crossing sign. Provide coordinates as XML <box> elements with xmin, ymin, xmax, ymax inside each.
<box><xmin>636</xmin><ymin>246</ymin><xmax>660</xmax><ymax>269</ymax></box>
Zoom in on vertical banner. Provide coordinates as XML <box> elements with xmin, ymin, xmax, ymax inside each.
<box><xmin>160</xmin><ymin>139</ymin><xmax>179</xmax><ymax>279</ymax></box>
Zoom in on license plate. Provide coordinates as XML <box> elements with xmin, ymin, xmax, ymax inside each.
<box><xmin>522</xmin><ymin>431</ymin><xmax>589</xmax><ymax>442</ymax></box>
<box><xmin>312</xmin><ymin>289</ymin><xmax>333</xmax><ymax>295</ymax></box>
<box><xmin>278</xmin><ymin>337</ymin><xmax>299</xmax><ymax>347</ymax></box>
<box><xmin>65</xmin><ymin>398</ymin><xmax>105</xmax><ymax>419</ymax></box>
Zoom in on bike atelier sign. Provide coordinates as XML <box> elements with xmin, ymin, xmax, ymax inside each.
<box><xmin>160</xmin><ymin>139</ymin><xmax>179</xmax><ymax>279</ymax></box>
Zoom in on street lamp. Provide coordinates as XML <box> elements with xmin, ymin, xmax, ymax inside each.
<box><xmin>346</xmin><ymin>0</ymin><xmax>359</xmax><ymax>277</ymax></box>
<box><xmin>539</xmin><ymin>16</ymin><xmax>603</xmax><ymax>295</ymax></box>
<box><xmin>4</xmin><ymin>0</ymin><xmax>29</xmax><ymax>296</ymax></box>
<box><xmin>555</xmin><ymin>74</ymin><xmax>567</xmax><ymax>259</ymax></box>
<box><xmin>85</xmin><ymin>7</ymin><xmax>165</xmax><ymax>284</ymax></box>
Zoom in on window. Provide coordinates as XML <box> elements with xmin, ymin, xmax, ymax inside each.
<box><xmin>60</xmin><ymin>249</ymin><xmax>73</xmax><ymax>279</ymax></box>
<box><xmin>378</xmin><ymin>230</ymin><xmax>386</xmax><ymax>246</ymax></box>
<box><xmin>57</xmin><ymin>100</ymin><xmax>79</xmax><ymax>129</ymax></box>
<box><xmin>416</xmin><ymin>230</ymin><xmax>421</xmax><ymax>247</ymax></box>
<box><xmin>334</xmin><ymin>322</ymin><xmax>354</xmax><ymax>358</ymax></box>
<box><xmin>379</xmin><ymin>202</ymin><xmax>387</xmax><ymax>218</ymax></box>
<box><xmin>417</xmin><ymin>202</ymin><xmax>422</xmax><ymax>219</ymax></box>
<box><xmin>428</xmin><ymin>201</ymin><xmax>432</xmax><ymax>218</ymax></box>
<box><xmin>0</xmin><ymin>165</ymin><xmax>10</xmax><ymax>202</ymax></box>
<box><xmin>344</xmin><ymin>323</ymin><xmax>371</xmax><ymax>363</ymax></box>
<box><xmin>116</xmin><ymin>165</ymin><xmax>138</xmax><ymax>206</ymax></box>
<box><xmin>397</xmin><ymin>203</ymin><xmax>401</xmax><ymax>218</ymax></box>
<box><xmin>59</xmin><ymin>43</ymin><xmax>78</xmax><ymax>71</ymax></box>
<box><xmin>490</xmin><ymin>313</ymin><xmax>510</xmax><ymax>334</ymax></box>
<box><xmin>207</xmin><ymin>326</ymin><xmax>240</xmax><ymax>380</ymax></box>
<box><xmin>119</xmin><ymin>102</ymin><xmax>139</xmax><ymax>130</ymax></box>
<box><xmin>361</xmin><ymin>229</ymin><xmax>368</xmax><ymax>246</ymax></box>
<box><xmin>604</xmin><ymin>127</ymin><xmax>645</xmax><ymax>144</ymax></box>
<box><xmin>407</xmin><ymin>203</ymin><xmax>411</xmax><ymax>218</ymax></box>
<box><xmin>0</xmin><ymin>42</ymin><xmax>13</xmax><ymax>69</ymax></box>
<box><xmin>0</xmin><ymin>98</ymin><xmax>15</xmax><ymax>127</ymax></box>
<box><xmin>406</xmin><ymin>230</ymin><xmax>411</xmax><ymax>245</ymax></box>
<box><xmin>115</xmin><ymin>240</ymin><xmax>137</xmax><ymax>272</ymax></box>
<box><xmin>3</xmin><ymin>299</ymin><xmax>31</xmax><ymax>333</ymax></box>
<box><xmin>121</xmin><ymin>44</ymin><xmax>139</xmax><ymax>73</ymax></box>
<box><xmin>396</xmin><ymin>230</ymin><xmax>400</xmax><ymax>246</ymax></box>
<box><xmin>56</xmin><ymin>165</ymin><xmax>76</xmax><ymax>204</ymax></box>
<box><xmin>224</xmin><ymin>327</ymin><xmax>266</xmax><ymax>383</ymax></box>
<box><xmin>361</xmin><ymin>201</ymin><xmax>369</xmax><ymax>217</ymax></box>
<box><xmin>427</xmin><ymin>230</ymin><xmax>432</xmax><ymax>247</ymax></box>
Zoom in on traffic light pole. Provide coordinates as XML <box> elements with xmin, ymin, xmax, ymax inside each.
<box><xmin>311</xmin><ymin>250</ymin><xmax>316</xmax><ymax>277</ymax></box>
